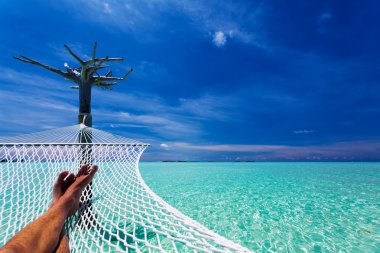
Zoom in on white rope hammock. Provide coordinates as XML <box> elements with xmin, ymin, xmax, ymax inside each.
<box><xmin>0</xmin><ymin>125</ymin><xmax>251</xmax><ymax>252</ymax></box>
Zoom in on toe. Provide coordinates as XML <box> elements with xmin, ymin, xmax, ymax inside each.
<box><xmin>65</xmin><ymin>173</ymin><xmax>76</xmax><ymax>183</ymax></box>
<box><xmin>54</xmin><ymin>171</ymin><xmax>69</xmax><ymax>187</ymax></box>
<box><xmin>77</xmin><ymin>164</ymin><xmax>89</xmax><ymax>176</ymax></box>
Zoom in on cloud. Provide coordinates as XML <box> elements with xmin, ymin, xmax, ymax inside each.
<box><xmin>174</xmin><ymin>143</ymin><xmax>286</xmax><ymax>152</ymax></box>
<box><xmin>143</xmin><ymin>140</ymin><xmax>380</xmax><ymax>161</ymax></box>
<box><xmin>58</xmin><ymin>0</ymin><xmax>161</xmax><ymax>35</ymax></box>
<box><xmin>213</xmin><ymin>31</ymin><xmax>227</xmax><ymax>47</ymax></box>
<box><xmin>0</xmin><ymin>66</ymin><xmax>78</xmax><ymax>134</ymax></box>
<box><xmin>177</xmin><ymin>1</ymin><xmax>265</xmax><ymax>46</ymax></box>
<box><xmin>88</xmin><ymin>90</ymin><xmax>242</xmax><ymax>139</ymax></box>
<box><xmin>2</xmin><ymin>67</ymin><xmax>378</xmax><ymax>162</ymax></box>
<box><xmin>48</xmin><ymin>43</ymin><xmax>91</xmax><ymax>62</ymax></box>
<box><xmin>0</xmin><ymin>66</ymin><xmax>305</xmax><ymax>141</ymax></box>
<box><xmin>318</xmin><ymin>11</ymin><xmax>333</xmax><ymax>33</ymax></box>
<box><xmin>0</xmin><ymin>90</ymin><xmax>76</xmax><ymax>134</ymax></box>
<box><xmin>0</xmin><ymin>67</ymin><xmax>72</xmax><ymax>94</ymax></box>
<box><xmin>116</xmin><ymin>112</ymin><xmax>201</xmax><ymax>138</ymax></box>
<box><xmin>59</xmin><ymin>0</ymin><xmax>266</xmax><ymax>47</ymax></box>
<box><xmin>0</xmin><ymin>67</ymin><xmax>240</xmax><ymax>140</ymax></box>
<box><xmin>319</xmin><ymin>12</ymin><xmax>332</xmax><ymax>22</ymax></box>
<box><xmin>177</xmin><ymin>94</ymin><xmax>239</xmax><ymax>121</ymax></box>
<box><xmin>103</xmin><ymin>2</ymin><xmax>112</xmax><ymax>14</ymax></box>
<box><xmin>293</xmin><ymin>129</ymin><xmax>314</xmax><ymax>134</ymax></box>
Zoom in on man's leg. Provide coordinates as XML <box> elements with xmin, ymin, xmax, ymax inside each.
<box><xmin>0</xmin><ymin>165</ymin><xmax>98</xmax><ymax>253</ymax></box>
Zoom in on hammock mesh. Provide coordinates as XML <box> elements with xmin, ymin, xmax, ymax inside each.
<box><xmin>0</xmin><ymin>125</ymin><xmax>250</xmax><ymax>252</ymax></box>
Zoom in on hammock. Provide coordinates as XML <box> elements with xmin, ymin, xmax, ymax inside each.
<box><xmin>0</xmin><ymin>124</ymin><xmax>251</xmax><ymax>252</ymax></box>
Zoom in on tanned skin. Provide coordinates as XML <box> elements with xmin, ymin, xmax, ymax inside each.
<box><xmin>0</xmin><ymin>164</ymin><xmax>98</xmax><ymax>253</ymax></box>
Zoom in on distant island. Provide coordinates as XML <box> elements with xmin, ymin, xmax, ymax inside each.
<box><xmin>162</xmin><ymin>160</ymin><xmax>188</xmax><ymax>162</ymax></box>
<box><xmin>162</xmin><ymin>160</ymin><xmax>255</xmax><ymax>162</ymax></box>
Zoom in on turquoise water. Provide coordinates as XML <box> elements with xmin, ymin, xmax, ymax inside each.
<box><xmin>139</xmin><ymin>162</ymin><xmax>380</xmax><ymax>252</ymax></box>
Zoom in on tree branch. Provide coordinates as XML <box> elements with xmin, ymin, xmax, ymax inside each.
<box><xmin>87</xmin><ymin>65</ymin><xmax>108</xmax><ymax>72</ymax></box>
<box><xmin>94</xmin><ymin>57</ymin><xmax>123</xmax><ymax>63</ymax></box>
<box><xmin>84</xmin><ymin>56</ymin><xmax>123</xmax><ymax>66</ymax></box>
<box><xmin>105</xmin><ymin>70</ymin><xmax>112</xmax><ymax>77</ymax></box>
<box><xmin>94</xmin><ymin>68</ymin><xmax>133</xmax><ymax>82</ymax></box>
<box><xmin>14</xmin><ymin>43</ymin><xmax>133</xmax><ymax>91</ymax></box>
<box><xmin>92</xmin><ymin>42</ymin><xmax>97</xmax><ymax>61</ymax></box>
<box><xmin>94</xmin><ymin>82</ymin><xmax>117</xmax><ymax>90</ymax></box>
<box><xmin>95</xmin><ymin>76</ymin><xmax>124</xmax><ymax>81</ymax></box>
<box><xmin>64</xmin><ymin>63</ymin><xmax>81</xmax><ymax>80</ymax></box>
<box><xmin>13</xmin><ymin>56</ymin><xmax>76</xmax><ymax>81</ymax></box>
<box><xmin>122</xmin><ymin>68</ymin><xmax>133</xmax><ymax>79</ymax></box>
<box><xmin>64</xmin><ymin>44</ymin><xmax>84</xmax><ymax>65</ymax></box>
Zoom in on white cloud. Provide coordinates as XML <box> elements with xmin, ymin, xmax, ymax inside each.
<box><xmin>116</xmin><ymin>112</ymin><xmax>201</xmax><ymax>138</ymax></box>
<box><xmin>160</xmin><ymin>143</ymin><xmax>169</xmax><ymax>148</ymax></box>
<box><xmin>89</xmin><ymin>90</ymin><xmax>241</xmax><ymax>138</ymax></box>
<box><xmin>59</xmin><ymin>0</ymin><xmax>266</xmax><ymax>47</ymax></box>
<box><xmin>319</xmin><ymin>12</ymin><xmax>332</xmax><ymax>22</ymax></box>
<box><xmin>0</xmin><ymin>90</ymin><xmax>76</xmax><ymax>134</ymax></box>
<box><xmin>0</xmin><ymin>67</ymin><xmax>79</xmax><ymax>134</ymax></box>
<box><xmin>177</xmin><ymin>1</ymin><xmax>264</xmax><ymax>46</ymax></box>
<box><xmin>318</xmin><ymin>11</ymin><xmax>333</xmax><ymax>33</ymax></box>
<box><xmin>178</xmin><ymin>94</ymin><xmax>239</xmax><ymax>121</ymax></box>
<box><xmin>174</xmin><ymin>143</ymin><xmax>286</xmax><ymax>152</ymax></box>
<box><xmin>103</xmin><ymin>2</ymin><xmax>112</xmax><ymax>14</ymax></box>
<box><xmin>48</xmin><ymin>43</ymin><xmax>91</xmax><ymax>62</ymax></box>
<box><xmin>293</xmin><ymin>129</ymin><xmax>314</xmax><ymax>134</ymax></box>
<box><xmin>212</xmin><ymin>31</ymin><xmax>227</xmax><ymax>47</ymax></box>
<box><xmin>58</xmin><ymin>0</ymin><xmax>158</xmax><ymax>35</ymax></box>
<box><xmin>153</xmin><ymin>140</ymin><xmax>380</xmax><ymax>161</ymax></box>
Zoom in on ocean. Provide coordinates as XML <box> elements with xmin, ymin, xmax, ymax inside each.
<box><xmin>139</xmin><ymin>162</ymin><xmax>380</xmax><ymax>252</ymax></box>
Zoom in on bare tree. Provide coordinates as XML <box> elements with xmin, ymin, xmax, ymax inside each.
<box><xmin>14</xmin><ymin>42</ymin><xmax>133</xmax><ymax>127</ymax></box>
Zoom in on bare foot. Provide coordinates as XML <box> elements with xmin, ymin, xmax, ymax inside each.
<box><xmin>66</xmin><ymin>164</ymin><xmax>98</xmax><ymax>216</ymax></box>
<box><xmin>50</xmin><ymin>171</ymin><xmax>75</xmax><ymax>207</ymax></box>
<box><xmin>50</xmin><ymin>165</ymin><xmax>98</xmax><ymax>216</ymax></box>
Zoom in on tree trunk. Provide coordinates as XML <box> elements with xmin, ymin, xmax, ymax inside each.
<box><xmin>78</xmin><ymin>82</ymin><xmax>95</xmax><ymax>227</ymax></box>
<box><xmin>78</xmin><ymin>81</ymin><xmax>92</xmax><ymax>126</ymax></box>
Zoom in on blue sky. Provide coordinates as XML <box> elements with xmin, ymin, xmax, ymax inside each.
<box><xmin>0</xmin><ymin>0</ymin><xmax>379</xmax><ymax>161</ymax></box>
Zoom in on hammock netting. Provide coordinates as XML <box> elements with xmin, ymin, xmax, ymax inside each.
<box><xmin>0</xmin><ymin>124</ymin><xmax>250</xmax><ymax>252</ymax></box>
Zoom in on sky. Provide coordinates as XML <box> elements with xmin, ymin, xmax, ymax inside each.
<box><xmin>0</xmin><ymin>0</ymin><xmax>379</xmax><ymax>161</ymax></box>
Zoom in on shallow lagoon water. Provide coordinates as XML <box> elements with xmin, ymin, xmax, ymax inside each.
<box><xmin>139</xmin><ymin>162</ymin><xmax>380</xmax><ymax>252</ymax></box>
